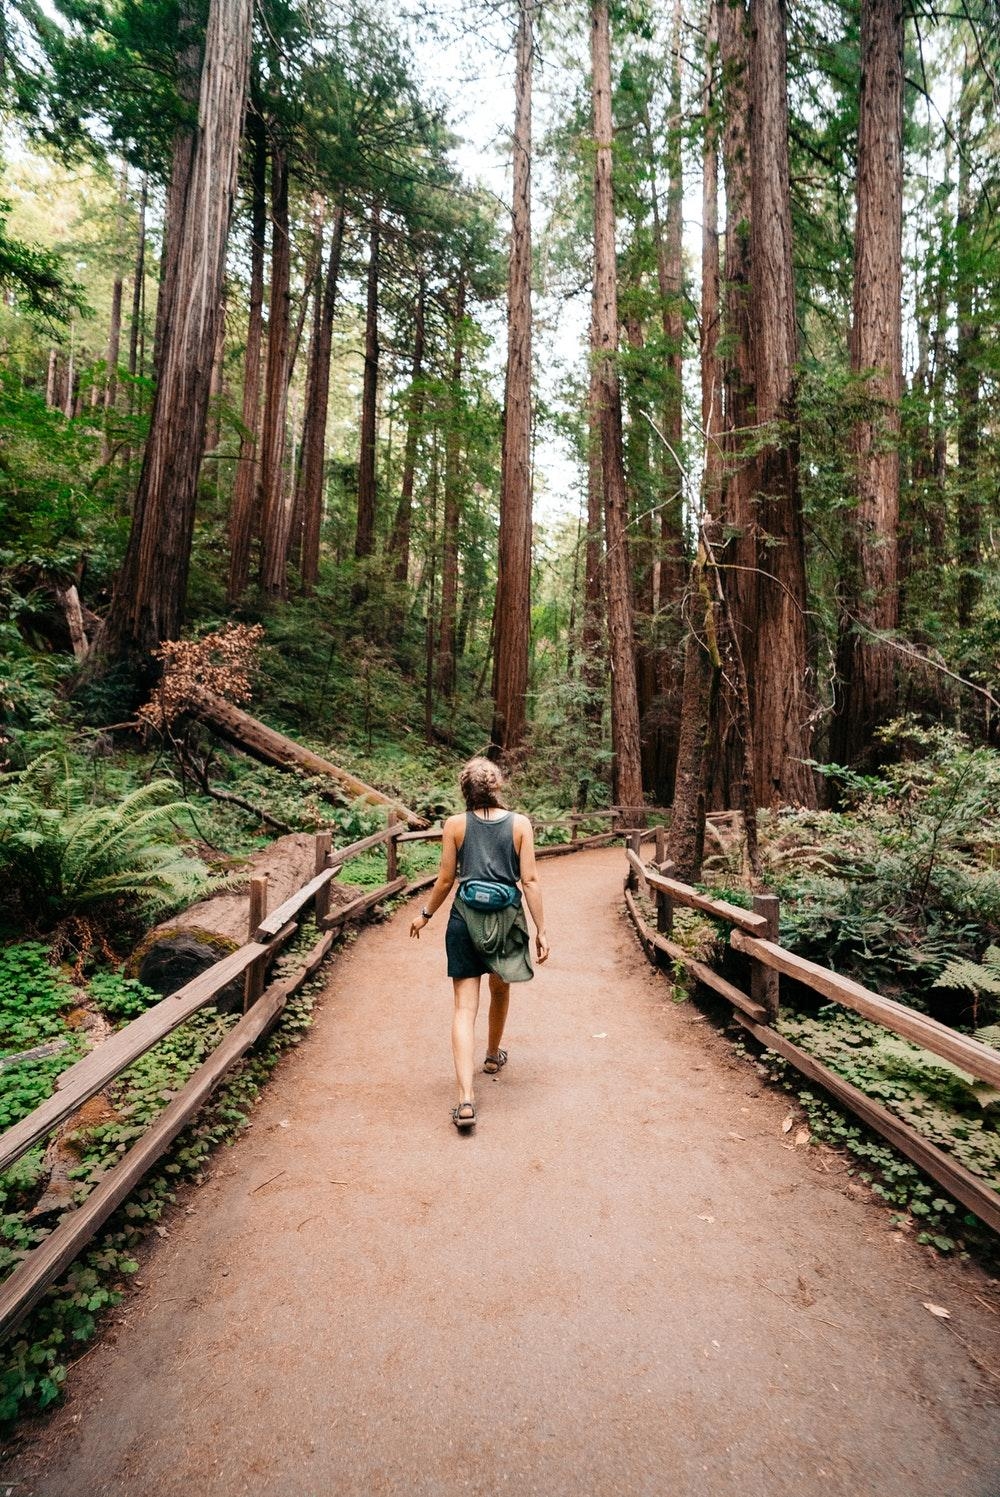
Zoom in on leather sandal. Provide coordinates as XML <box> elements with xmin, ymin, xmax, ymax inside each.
<box><xmin>483</xmin><ymin>1050</ymin><xmax>508</xmax><ymax>1075</ymax></box>
<box><xmin>452</xmin><ymin>1101</ymin><xmax>476</xmax><ymax>1130</ymax></box>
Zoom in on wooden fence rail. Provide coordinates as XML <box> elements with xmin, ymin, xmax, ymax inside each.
<box><xmin>623</xmin><ymin>847</ymin><xmax>1000</xmax><ymax>1235</ymax></box>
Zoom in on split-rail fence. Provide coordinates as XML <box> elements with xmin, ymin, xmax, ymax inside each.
<box><xmin>623</xmin><ymin>833</ymin><xmax>1000</xmax><ymax>1236</ymax></box>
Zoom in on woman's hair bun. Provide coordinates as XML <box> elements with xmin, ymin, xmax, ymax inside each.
<box><xmin>459</xmin><ymin>756</ymin><xmax>506</xmax><ymax>810</ymax></box>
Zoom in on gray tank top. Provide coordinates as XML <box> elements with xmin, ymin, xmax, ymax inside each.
<box><xmin>457</xmin><ymin>810</ymin><xmax>521</xmax><ymax>887</ymax></box>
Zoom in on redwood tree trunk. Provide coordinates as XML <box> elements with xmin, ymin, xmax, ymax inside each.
<box><xmin>389</xmin><ymin>271</ymin><xmax>427</xmax><ymax>585</ymax></box>
<box><xmin>581</xmin><ymin>294</ymin><xmax>605</xmax><ymax>756</ymax></box>
<box><xmin>101</xmin><ymin>167</ymin><xmax>127</xmax><ymax>465</ymax></box>
<box><xmin>745</xmin><ymin>0</ymin><xmax>814</xmax><ymax>805</ymax></box>
<box><xmin>258</xmin><ymin>139</ymin><xmax>293</xmax><ymax>597</ymax></box>
<box><xmin>833</xmin><ymin>0</ymin><xmax>903</xmax><ymax>762</ymax></box>
<box><xmin>227</xmin><ymin>106</ymin><xmax>267</xmax><ymax>604</ymax></box>
<box><xmin>700</xmin><ymin>0</ymin><xmax>723</xmax><ymax>494</ymax></box>
<box><xmin>591</xmin><ymin>0</ymin><xmax>643</xmax><ymax>811</ymax></box>
<box><xmin>298</xmin><ymin>203</ymin><xmax>345</xmax><ymax>593</ymax></box>
<box><xmin>96</xmin><ymin>0</ymin><xmax>252</xmax><ymax>673</ymax></box>
<box><xmin>711</xmin><ymin>0</ymin><xmax>755</xmax><ymax>810</ymax></box>
<box><xmin>437</xmin><ymin>274</ymin><xmax>467</xmax><ymax>697</ymax></box>
<box><xmin>955</xmin><ymin>50</ymin><xmax>980</xmax><ymax>629</ymax></box>
<box><xmin>354</xmin><ymin>202</ymin><xmax>381</xmax><ymax>564</ymax></box>
<box><xmin>491</xmin><ymin>0</ymin><xmax>534</xmax><ymax>758</ymax></box>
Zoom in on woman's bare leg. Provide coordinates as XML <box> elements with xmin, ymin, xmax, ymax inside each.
<box><xmin>486</xmin><ymin>973</ymin><xmax>510</xmax><ymax>1060</ymax></box>
<box><xmin>451</xmin><ymin>976</ymin><xmax>481</xmax><ymax>1105</ymax></box>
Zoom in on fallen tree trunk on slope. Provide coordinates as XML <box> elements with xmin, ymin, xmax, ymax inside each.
<box><xmin>185</xmin><ymin>685</ymin><xmax>427</xmax><ymax>828</ymax></box>
<box><xmin>129</xmin><ymin>831</ymin><xmax>362</xmax><ymax>1003</ymax></box>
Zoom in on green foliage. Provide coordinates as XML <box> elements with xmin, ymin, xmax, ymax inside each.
<box><xmin>0</xmin><ymin>197</ymin><xmax>85</xmax><ymax>324</ymax></box>
<box><xmin>0</xmin><ymin>375</ymin><xmax>107</xmax><ymax>564</ymax></box>
<box><xmin>739</xmin><ymin>1010</ymin><xmax>999</xmax><ymax>1257</ymax></box>
<box><xmin>0</xmin><ymin>943</ymin><xmax>83</xmax><ymax>1131</ymax></box>
<box><xmin>934</xmin><ymin>947</ymin><xmax>1000</xmax><ymax>1001</ymax></box>
<box><xmin>756</xmin><ymin>725</ymin><xmax>1000</xmax><ymax>1016</ymax></box>
<box><xmin>87</xmin><ymin>970</ymin><xmax>159</xmax><ymax>1024</ymax></box>
<box><xmin>0</xmin><ymin>756</ymin><xmax>211</xmax><ymax>933</ymax></box>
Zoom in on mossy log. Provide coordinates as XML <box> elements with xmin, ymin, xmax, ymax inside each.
<box><xmin>129</xmin><ymin>831</ymin><xmax>360</xmax><ymax>1005</ymax></box>
<box><xmin>186</xmin><ymin>685</ymin><xmax>427</xmax><ymax>828</ymax></box>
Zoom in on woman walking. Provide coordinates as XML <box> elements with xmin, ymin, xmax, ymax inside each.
<box><xmin>410</xmin><ymin>757</ymin><xmax>549</xmax><ymax>1130</ymax></box>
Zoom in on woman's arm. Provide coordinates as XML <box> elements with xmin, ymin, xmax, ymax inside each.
<box><xmin>409</xmin><ymin>816</ymin><xmax>461</xmax><ymax>938</ymax></box>
<box><xmin>515</xmin><ymin>817</ymin><xmax>549</xmax><ymax>964</ymax></box>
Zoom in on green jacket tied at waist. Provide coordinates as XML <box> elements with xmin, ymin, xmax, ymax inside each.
<box><xmin>453</xmin><ymin>895</ymin><xmax>534</xmax><ymax>985</ymax></box>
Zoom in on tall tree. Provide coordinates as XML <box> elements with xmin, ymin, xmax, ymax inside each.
<box><xmin>745</xmin><ymin>0</ymin><xmax>814</xmax><ymax>805</ymax></box>
<box><xmin>700</xmin><ymin>0</ymin><xmax>722</xmax><ymax>496</ymax></box>
<box><xmin>389</xmin><ymin>270</ymin><xmax>427</xmax><ymax>585</ymax></box>
<box><xmin>227</xmin><ymin>105</ymin><xmax>267</xmax><ymax>604</ymax></box>
<box><xmin>437</xmin><ymin>272</ymin><xmax>467</xmax><ymax>696</ymax></box>
<box><xmin>491</xmin><ymin>0</ymin><xmax>534</xmax><ymax>757</ymax></box>
<box><xmin>833</xmin><ymin>0</ymin><xmax>904</xmax><ymax>761</ymax></box>
<box><xmin>955</xmin><ymin>44</ymin><xmax>981</xmax><ymax>629</ymax></box>
<box><xmin>96</xmin><ymin>0</ymin><xmax>253</xmax><ymax>671</ymax></box>
<box><xmin>258</xmin><ymin>138</ymin><xmax>293</xmax><ymax>597</ymax></box>
<box><xmin>591</xmin><ymin>0</ymin><xmax>643</xmax><ymax>810</ymax></box>
<box><xmin>354</xmin><ymin>201</ymin><xmax>381</xmax><ymax>565</ymax></box>
<box><xmin>297</xmin><ymin>202</ymin><xmax>345</xmax><ymax>593</ymax></box>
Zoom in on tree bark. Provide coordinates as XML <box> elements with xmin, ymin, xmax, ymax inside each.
<box><xmin>668</xmin><ymin>544</ymin><xmax>720</xmax><ymax>882</ymax></box>
<box><xmin>101</xmin><ymin>166</ymin><xmax>128</xmax><ymax>465</ymax></box>
<box><xmin>95</xmin><ymin>0</ymin><xmax>253</xmax><ymax>674</ymax></box>
<box><xmin>298</xmin><ymin>203</ymin><xmax>345</xmax><ymax>594</ymax></box>
<box><xmin>227</xmin><ymin>106</ymin><xmax>267</xmax><ymax>604</ymax></box>
<box><xmin>491</xmin><ymin>0</ymin><xmax>534</xmax><ymax>758</ymax></box>
<box><xmin>955</xmin><ymin>48</ymin><xmax>980</xmax><ymax>629</ymax></box>
<box><xmin>700</xmin><ymin>0</ymin><xmax>723</xmax><ymax>495</ymax></box>
<box><xmin>389</xmin><ymin>271</ymin><xmax>427</xmax><ymax>585</ymax></box>
<box><xmin>712</xmin><ymin>0</ymin><xmax>755</xmax><ymax>810</ymax></box>
<box><xmin>437</xmin><ymin>274</ymin><xmax>467</xmax><ymax>697</ymax></box>
<box><xmin>745</xmin><ymin>0</ymin><xmax>814</xmax><ymax>805</ymax></box>
<box><xmin>832</xmin><ymin>0</ymin><xmax>903</xmax><ymax>762</ymax></box>
<box><xmin>591</xmin><ymin>0</ymin><xmax>644</xmax><ymax>812</ymax></box>
<box><xmin>258</xmin><ymin>139</ymin><xmax>293</xmax><ymax>598</ymax></box>
<box><xmin>354</xmin><ymin>202</ymin><xmax>381</xmax><ymax>564</ymax></box>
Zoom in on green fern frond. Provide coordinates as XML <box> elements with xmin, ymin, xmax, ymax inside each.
<box><xmin>0</xmin><ymin>755</ymin><xmax>211</xmax><ymax>926</ymax></box>
<box><xmin>934</xmin><ymin>947</ymin><xmax>1000</xmax><ymax>997</ymax></box>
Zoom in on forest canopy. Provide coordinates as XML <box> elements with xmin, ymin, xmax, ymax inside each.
<box><xmin>0</xmin><ymin>0</ymin><xmax>998</xmax><ymax>823</ymax></box>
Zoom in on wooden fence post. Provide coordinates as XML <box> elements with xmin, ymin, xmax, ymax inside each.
<box><xmin>751</xmin><ymin>892</ymin><xmax>780</xmax><ymax>1022</ymax></box>
<box><xmin>313</xmin><ymin>830</ymin><xmax>332</xmax><ymax>926</ymax></box>
<box><xmin>244</xmin><ymin>874</ymin><xmax>269</xmax><ymax>1011</ymax></box>
<box><xmin>627</xmin><ymin>830</ymin><xmax>641</xmax><ymax>891</ymax></box>
<box><xmin>386</xmin><ymin>810</ymin><xmax>399</xmax><ymax>881</ymax></box>
<box><xmin>571</xmin><ymin>819</ymin><xmax>579</xmax><ymax>844</ymax></box>
<box><xmin>656</xmin><ymin>859</ymin><xmax>675</xmax><ymax>938</ymax></box>
<box><xmin>654</xmin><ymin>825</ymin><xmax>667</xmax><ymax>870</ymax></box>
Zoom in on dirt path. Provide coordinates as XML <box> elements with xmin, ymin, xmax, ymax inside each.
<box><xmin>11</xmin><ymin>848</ymin><xmax>1000</xmax><ymax>1497</ymax></box>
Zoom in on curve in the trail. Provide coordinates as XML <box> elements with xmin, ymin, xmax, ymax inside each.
<box><xmin>11</xmin><ymin>847</ymin><xmax>1000</xmax><ymax>1497</ymax></box>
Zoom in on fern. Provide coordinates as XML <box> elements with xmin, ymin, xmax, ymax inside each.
<box><xmin>934</xmin><ymin>947</ymin><xmax>1000</xmax><ymax>998</ymax></box>
<box><xmin>0</xmin><ymin>756</ymin><xmax>211</xmax><ymax>928</ymax></box>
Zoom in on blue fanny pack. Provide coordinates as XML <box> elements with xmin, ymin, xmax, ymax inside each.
<box><xmin>459</xmin><ymin>879</ymin><xmax>520</xmax><ymax>911</ymax></box>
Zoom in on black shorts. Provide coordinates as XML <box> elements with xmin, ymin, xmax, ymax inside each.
<box><xmin>445</xmin><ymin>906</ymin><xmax>491</xmax><ymax>979</ymax></box>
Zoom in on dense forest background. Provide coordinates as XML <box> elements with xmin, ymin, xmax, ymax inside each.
<box><xmin>1</xmin><ymin>0</ymin><xmax>998</xmax><ymax>811</ymax></box>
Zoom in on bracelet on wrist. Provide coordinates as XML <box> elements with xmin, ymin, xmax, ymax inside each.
<box><xmin>421</xmin><ymin>907</ymin><xmax>433</xmax><ymax>921</ymax></box>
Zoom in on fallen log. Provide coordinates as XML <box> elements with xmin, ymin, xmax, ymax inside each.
<box><xmin>186</xmin><ymin>685</ymin><xmax>427</xmax><ymax>828</ymax></box>
<box><xmin>129</xmin><ymin>831</ymin><xmax>359</xmax><ymax>1002</ymax></box>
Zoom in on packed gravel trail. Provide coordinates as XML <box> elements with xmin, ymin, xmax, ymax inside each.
<box><xmin>11</xmin><ymin>847</ymin><xmax>1000</xmax><ymax>1497</ymax></box>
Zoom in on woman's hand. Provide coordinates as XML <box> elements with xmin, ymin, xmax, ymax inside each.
<box><xmin>409</xmin><ymin>915</ymin><xmax>429</xmax><ymax>940</ymax></box>
<box><xmin>535</xmin><ymin>930</ymin><xmax>550</xmax><ymax>964</ymax></box>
